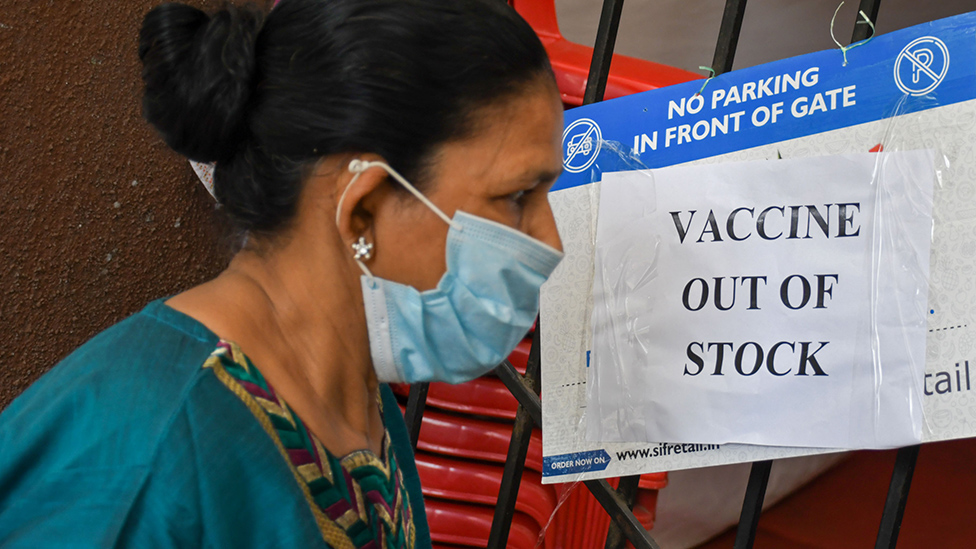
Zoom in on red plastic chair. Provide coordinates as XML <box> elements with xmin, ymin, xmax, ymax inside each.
<box><xmin>415</xmin><ymin>450</ymin><xmax>557</xmax><ymax>529</ymax></box>
<box><xmin>399</xmin><ymin>404</ymin><xmax>545</xmax><ymax>473</ymax></box>
<box><xmin>546</xmin><ymin>481</ymin><xmax>613</xmax><ymax>548</ymax></box>
<box><xmin>425</xmin><ymin>498</ymin><xmax>542</xmax><ymax>549</ymax></box>
<box><xmin>638</xmin><ymin>473</ymin><xmax>668</xmax><ymax>490</ymax></box>
<box><xmin>393</xmin><ymin>375</ymin><xmax>520</xmax><ymax>420</ymax></box>
<box><xmin>633</xmin><ymin>472</ymin><xmax>669</xmax><ymax>532</ymax></box>
<box><xmin>510</xmin><ymin>0</ymin><xmax>701</xmax><ymax>107</ymax></box>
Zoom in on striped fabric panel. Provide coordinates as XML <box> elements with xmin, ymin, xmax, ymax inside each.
<box><xmin>204</xmin><ymin>341</ymin><xmax>415</xmax><ymax>549</ymax></box>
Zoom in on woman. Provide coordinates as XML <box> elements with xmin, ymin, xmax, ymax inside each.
<box><xmin>0</xmin><ymin>0</ymin><xmax>564</xmax><ymax>547</ymax></box>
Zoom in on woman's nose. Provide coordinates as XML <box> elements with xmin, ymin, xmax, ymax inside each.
<box><xmin>534</xmin><ymin>200</ymin><xmax>563</xmax><ymax>253</ymax></box>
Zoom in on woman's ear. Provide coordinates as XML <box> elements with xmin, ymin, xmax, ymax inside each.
<box><xmin>330</xmin><ymin>154</ymin><xmax>391</xmax><ymax>257</ymax></box>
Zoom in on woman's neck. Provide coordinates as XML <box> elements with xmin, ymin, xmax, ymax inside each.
<box><xmin>166</xmin><ymin>233</ymin><xmax>384</xmax><ymax>456</ymax></box>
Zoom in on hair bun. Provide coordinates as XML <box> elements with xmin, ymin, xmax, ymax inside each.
<box><xmin>139</xmin><ymin>3</ymin><xmax>264</xmax><ymax>163</ymax></box>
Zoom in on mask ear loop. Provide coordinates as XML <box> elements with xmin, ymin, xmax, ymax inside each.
<box><xmin>348</xmin><ymin>159</ymin><xmax>462</xmax><ymax>230</ymax></box>
<box><xmin>339</xmin><ymin>159</ymin><xmax>464</xmax><ymax>286</ymax></box>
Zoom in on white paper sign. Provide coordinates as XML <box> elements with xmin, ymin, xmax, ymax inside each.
<box><xmin>587</xmin><ymin>152</ymin><xmax>935</xmax><ymax>449</ymax></box>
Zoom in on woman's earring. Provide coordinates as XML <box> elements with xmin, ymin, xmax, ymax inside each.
<box><xmin>351</xmin><ymin>236</ymin><xmax>373</xmax><ymax>261</ymax></box>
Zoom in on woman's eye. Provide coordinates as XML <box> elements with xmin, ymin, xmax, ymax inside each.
<box><xmin>509</xmin><ymin>190</ymin><xmax>527</xmax><ymax>202</ymax></box>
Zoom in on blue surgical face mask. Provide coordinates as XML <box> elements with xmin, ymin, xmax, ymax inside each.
<box><xmin>338</xmin><ymin>159</ymin><xmax>564</xmax><ymax>384</ymax></box>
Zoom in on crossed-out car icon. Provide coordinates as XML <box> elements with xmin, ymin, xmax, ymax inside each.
<box><xmin>567</xmin><ymin>132</ymin><xmax>593</xmax><ymax>157</ymax></box>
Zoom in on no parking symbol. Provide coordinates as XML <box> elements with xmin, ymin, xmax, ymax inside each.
<box><xmin>562</xmin><ymin>118</ymin><xmax>602</xmax><ymax>174</ymax></box>
<box><xmin>894</xmin><ymin>36</ymin><xmax>950</xmax><ymax>96</ymax></box>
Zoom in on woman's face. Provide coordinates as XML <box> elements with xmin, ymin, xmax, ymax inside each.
<box><xmin>366</xmin><ymin>81</ymin><xmax>565</xmax><ymax>291</ymax></box>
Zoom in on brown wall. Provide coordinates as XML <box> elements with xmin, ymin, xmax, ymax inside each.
<box><xmin>0</xmin><ymin>1</ymin><xmax>248</xmax><ymax>409</ymax></box>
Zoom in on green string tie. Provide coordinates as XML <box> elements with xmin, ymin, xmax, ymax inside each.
<box><xmin>696</xmin><ymin>66</ymin><xmax>717</xmax><ymax>97</ymax></box>
<box><xmin>830</xmin><ymin>1</ymin><xmax>876</xmax><ymax>66</ymax></box>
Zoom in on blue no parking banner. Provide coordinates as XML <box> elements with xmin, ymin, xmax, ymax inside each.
<box><xmin>555</xmin><ymin>11</ymin><xmax>976</xmax><ymax>191</ymax></box>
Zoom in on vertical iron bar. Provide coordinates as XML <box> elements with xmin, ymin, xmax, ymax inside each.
<box><xmin>487</xmin><ymin>323</ymin><xmax>542</xmax><ymax>549</ymax></box>
<box><xmin>733</xmin><ymin>460</ymin><xmax>773</xmax><ymax>549</ymax></box>
<box><xmin>875</xmin><ymin>445</ymin><xmax>920</xmax><ymax>549</ymax></box>
<box><xmin>711</xmin><ymin>0</ymin><xmax>748</xmax><ymax>75</ymax></box>
<box><xmin>403</xmin><ymin>382</ymin><xmax>429</xmax><ymax>451</ymax></box>
<box><xmin>852</xmin><ymin>0</ymin><xmax>882</xmax><ymax>43</ymax></box>
<box><xmin>605</xmin><ymin>475</ymin><xmax>643</xmax><ymax>549</ymax></box>
<box><xmin>582</xmin><ymin>0</ymin><xmax>625</xmax><ymax>105</ymax></box>
<box><xmin>486</xmin><ymin>405</ymin><xmax>535</xmax><ymax>549</ymax></box>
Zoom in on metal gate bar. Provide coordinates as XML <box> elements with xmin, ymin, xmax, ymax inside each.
<box><xmin>487</xmin><ymin>325</ymin><xmax>543</xmax><ymax>549</ymax></box>
<box><xmin>585</xmin><ymin>477</ymin><xmax>662</xmax><ymax>549</ymax></box>
<box><xmin>853</xmin><ymin>0</ymin><xmax>882</xmax><ymax>42</ymax></box>
<box><xmin>875</xmin><ymin>444</ymin><xmax>921</xmax><ymax>549</ymax></box>
<box><xmin>711</xmin><ymin>0</ymin><xmax>748</xmax><ymax>75</ymax></box>
<box><xmin>604</xmin><ymin>475</ymin><xmax>643</xmax><ymax>549</ymax></box>
<box><xmin>403</xmin><ymin>0</ymin><xmax>924</xmax><ymax>547</ymax></box>
<box><xmin>733</xmin><ymin>460</ymin><xmax>773</xmax><ymax>549</ymax></box>
<box><xmin>582</xmin><ymin>0</ymin><xmax>626</xmax><ymax>105</ymax></box>
<box><xmin>403</xmin><ymin>382</ymin><xmax>429</xmax><ymax>449</ymax></box>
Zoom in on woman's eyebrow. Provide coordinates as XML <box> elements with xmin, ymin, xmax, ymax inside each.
<box><xmin>516</xmin><ymin>167</ymin><xmax>563</xmax><ymax>185</ymax></box>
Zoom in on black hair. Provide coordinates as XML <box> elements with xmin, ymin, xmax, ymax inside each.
<box><xmin>139</xmin><ymin>0</ymin><xmax>554</xmax><ymax>234</ymax></box>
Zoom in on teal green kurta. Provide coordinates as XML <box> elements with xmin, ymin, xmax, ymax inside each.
<box><xmin>0</xmin><ymin>299</ymin><xmax>430</xmax><ymax>548</ymax></box>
